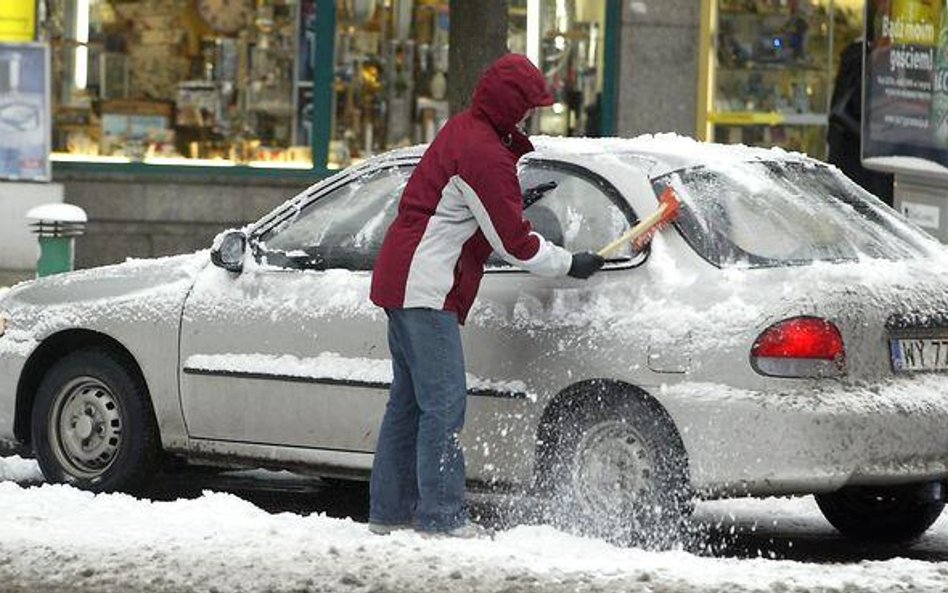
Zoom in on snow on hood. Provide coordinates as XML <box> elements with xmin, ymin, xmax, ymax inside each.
<box><xmin>0</xmin><ymin>475</ymin><xmax>947</xmax><ymax>592</ymax></box>
<box><xmin>5</xmin><ymin>251</ymin><xmax>207</xmax><ymax>306</ymax></box>
<box><xmin>0</xmin><ymin>252</ymin><xmax>208</xmax><ymax>345</ymax></box>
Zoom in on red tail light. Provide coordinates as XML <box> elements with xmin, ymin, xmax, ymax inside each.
<box><xmin>751</xmin><ymin>317</ymin><xmax>845</xmax><ymax>377</ymax></box>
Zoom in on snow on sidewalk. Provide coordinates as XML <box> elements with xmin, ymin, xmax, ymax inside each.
<box><xmin>1</xmin><ymin>455</ymin><xmax>948</xmax><ymax>593</ymax></box>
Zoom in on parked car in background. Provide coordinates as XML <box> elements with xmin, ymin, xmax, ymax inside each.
<box><xmin>3</xmin><ymin>135</ymin><xmax>948</xmax><ymax>547</ymax></box>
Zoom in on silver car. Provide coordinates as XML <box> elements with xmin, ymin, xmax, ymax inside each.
<box><xmin>3</xmin><ymin>136</ymin><xmax>948</xmax><ymax>546</ymax></box>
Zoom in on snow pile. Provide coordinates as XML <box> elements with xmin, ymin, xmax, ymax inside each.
<box><xmin>2</xmin><ymin>455</ymin><xmax>948</xmax><ymax>593</ymax></box>
<box><xmin>0</xmin><ymin>455</ymin><xmax>42</xmax><ymax>483</ymax></box>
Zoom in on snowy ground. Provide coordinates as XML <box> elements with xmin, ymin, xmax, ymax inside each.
<box><xmin>2</xmin><ymin>457</ymin><xmax>948</xmax><ymax>592</ymax></box>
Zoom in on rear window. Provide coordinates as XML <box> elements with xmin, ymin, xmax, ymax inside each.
<box><xmin>652</xmin><ymin>160</ymin><xmax>940</xmax><ymax>268</ymax></box>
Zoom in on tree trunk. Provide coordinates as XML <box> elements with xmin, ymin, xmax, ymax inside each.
<box><xmin>448</xmin><ymin>0</ymin><xmax>509</xmax><ymax>115</ymax></box>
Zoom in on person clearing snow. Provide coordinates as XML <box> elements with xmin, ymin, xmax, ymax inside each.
<box><xmin>368</xmin><ymin>53</ymin><xmax>605</xmax><ymax>538</ymax></box>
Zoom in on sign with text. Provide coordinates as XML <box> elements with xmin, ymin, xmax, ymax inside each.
<box><xmin>0</xmin><ymin>43</ymin><xmax>50</xmax><ymax>181</ymax></box>
<box><xmin>0</xmin><ymin>1</ymin><xmax>36</xmax><ymax>42</ymax></box>
<box><xmin>862</xmin><ymin>0</ymin><xmax>948</xmax><ymax>170</ymax></box>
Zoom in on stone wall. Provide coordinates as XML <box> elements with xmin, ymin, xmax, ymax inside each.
<box><xmin>58</xmin><ymin>172</ymin><xmax>314</xmax><ymax>269</ymax></box>
<box><xmin>615</xmin><ymin>0</ymin><xmax>701</xmax><ymax>138</ymax></box>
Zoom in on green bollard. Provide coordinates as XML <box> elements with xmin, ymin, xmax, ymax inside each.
<box><xmin>25</xmin><ymin>203</ymin><xmax>88</xmax><ymax>278</ymax></box>
<box><xmin>36</xmin><ymin>235</ymin><xmax>75</xmax><ymax>277</ymax></box>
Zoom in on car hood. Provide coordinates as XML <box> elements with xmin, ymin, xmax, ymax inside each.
<box><xmin>2</xmin><ymin>252</ymin><xmax>208</xmax><ymax>309</ymax></box>
<box><xmin>0</xmin><ymin>252</ymin><xmax>209</xmax><ymax>342</ymax></box>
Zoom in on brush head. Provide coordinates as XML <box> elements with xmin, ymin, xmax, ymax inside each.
<box><xmin>631</xmin><ymin>187</ymin><xmax>682</xmax><ymax>252</ymax></box>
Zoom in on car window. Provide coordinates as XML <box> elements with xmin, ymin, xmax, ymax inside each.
<box><xmin>488</xmin><ymin>162</ymin><xmax>636</xmax><ymax>268</ymax></box>
<box><xmin>652</xmin><ymin>160</ymin><xmax>941</xmax><ymax>268</ymax></box>
<box><xmin>256</xmin><ymin>166</ymin><xmax>413</xmax><ymax>270</ymax></box>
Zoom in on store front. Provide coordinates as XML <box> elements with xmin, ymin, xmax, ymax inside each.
<box><xmin>45</xmin><ymin>0</ymin><xmax>617</xmax><ymax>177</ymax></box>
<box><xmin>7</xmin><ymin>0</ymin><xmax>618</xmax><ymax>270</ymax></box>
<box><xmin>698</xmin><ymin>0</ymin><xmax>865</xmax><ymax>159</ymax></box>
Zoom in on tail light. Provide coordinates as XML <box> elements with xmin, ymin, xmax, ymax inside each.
<box><xmin>750</xmin><ymin>316</ymin><xmax>846</xmax><ymax>378</ymax></box>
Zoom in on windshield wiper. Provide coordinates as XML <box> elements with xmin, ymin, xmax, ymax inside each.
<box><xmin>522</xmin><ymin>181</ymin><xmax>557</xmax><ymax>209</ymax></box>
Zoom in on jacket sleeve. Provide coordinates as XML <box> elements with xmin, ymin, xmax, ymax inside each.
<box><xmin>455</xmin><ymin>149</ymin><xmax>572</xmax><ymax>277</ymax></box>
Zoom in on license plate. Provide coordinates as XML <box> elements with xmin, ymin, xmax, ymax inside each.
<box><xmin>890</xmin><ymin>338</ymin><xmax>948</xmax><ymax>372</ymax></box>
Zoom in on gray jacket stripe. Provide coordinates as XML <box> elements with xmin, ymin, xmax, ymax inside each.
<box><xmin>403</xmin><ymin>179</ymin><xmax>480</xmax><ymax>309</ymax></box>
<box><xmin>453</xmin><ymin>175</ymin><xmax>572</xmax><ymax>278</ymax></box>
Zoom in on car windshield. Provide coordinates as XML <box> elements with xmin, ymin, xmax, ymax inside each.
<box><xmin>652</xmin><ymin>160</ymin><xmax>940</xmax><ymax>268</ymax></box>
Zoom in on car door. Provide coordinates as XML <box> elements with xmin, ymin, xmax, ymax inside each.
<box><xmin>178</xmin><ymin>162</ymin><xmax>414</xmax><ymax>452</ymax></box>
<box><xmin>457</xmin><ymin>159</ymin><xmax>645</xmax><ymax>477</ymax></box>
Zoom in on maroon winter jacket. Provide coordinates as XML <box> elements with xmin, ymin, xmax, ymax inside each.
<box><xmin>370</xmin><ymin>54</ymin><xmax>572</xmax><ymax>323</ymax></box>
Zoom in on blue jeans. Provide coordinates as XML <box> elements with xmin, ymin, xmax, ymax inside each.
<box><xmin>369</xmin><ymin>308</ymin><xmax>468</xmax><ymax>532</ymax></box>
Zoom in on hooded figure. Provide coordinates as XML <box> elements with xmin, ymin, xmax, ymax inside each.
<box><xmin>367</xmin><ymin>54</ymin><xmax>604</xmax><ymax>538</ymax></box>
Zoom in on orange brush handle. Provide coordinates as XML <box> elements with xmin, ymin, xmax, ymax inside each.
<box><xmin>596</xmin><ymin>187</ymin><xmax>681</xmax><ymax>259</ymax></box>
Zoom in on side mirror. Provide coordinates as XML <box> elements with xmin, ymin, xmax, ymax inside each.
<box><xmin>210</xmin><ymin>230</ymin><xmax>247</xmax><ymax>273</ymax></box>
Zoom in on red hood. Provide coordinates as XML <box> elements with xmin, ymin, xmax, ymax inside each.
<box><xmin>471</xmin><ymin>54</ymin><xmax>554</xmax><ymax>135</ymax></box>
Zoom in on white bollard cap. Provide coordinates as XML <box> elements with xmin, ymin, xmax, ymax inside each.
<box><xmin>25</xmin><ymin>203</ymin><xmax>88</xmax><ymax>223</ymax></box>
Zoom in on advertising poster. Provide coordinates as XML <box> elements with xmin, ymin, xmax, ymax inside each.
<box><xmin>0</xmin><ymin>0</ymin><xmax>36</xmax><ymax>42</ymax></box>
<box><xmin>863</xmin><ymin>0</ymin><xmax>948</xmax><ymax>167</ymax></box>
<box><xmin>0</xmin><ymin>43</ymin><xmax>50</xmax><ymax>181</ymax></box>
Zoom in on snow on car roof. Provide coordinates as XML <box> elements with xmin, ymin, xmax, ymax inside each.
<box><xmin>358</xmin><ymin>134</ymin><xmax>808</xmax><ymax>180</ymax></box>
<box><xmin>530</xmin><ymin>133</ymin><xmax>807</xmax><ymax>177</ymax></box>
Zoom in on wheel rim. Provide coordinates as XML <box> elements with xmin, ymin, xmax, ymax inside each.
<box><xmin>570</xmin><ymin>420</ymin><xmax>655</xmax><ymax>518</ymax></box>
<box><xmin>48</xmin><ymin>376</ymin><xmax>123</xmax><ymax>479</ymax></box>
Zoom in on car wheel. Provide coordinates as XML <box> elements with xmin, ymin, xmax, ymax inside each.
<box><xmin>31</xmin><ymin>348</ymin><xmax>161</xmax><ymax>493</ymax></box>
<box><xmin>542</xmin><ymin>388</ymin><xmax>693</xmax><ymax>548</ymax></box>
<box><xmin>815</xmin><ymin>482</ymin><xmax>945</xmax><ymax>543</ymax></box>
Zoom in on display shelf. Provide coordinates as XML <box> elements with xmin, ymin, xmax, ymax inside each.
<box><xmin>700</xmin><ymin>0</ymin><xmax>862</xmax><ymax>160</ymax></box>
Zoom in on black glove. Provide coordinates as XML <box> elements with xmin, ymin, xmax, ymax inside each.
<box><xmin>567</xmin><ymin>252</ymin><xmax>605</xmax><ymax>279</ymax></box>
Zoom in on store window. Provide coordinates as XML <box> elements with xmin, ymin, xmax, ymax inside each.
<box><xmin>45</xmin><ymin>0</ymin><xmax>609</xmax><ymax>172</ymax></box>
<box><xmin>700</xmin><ymin>0</ymin><xmax>864</xmax><ymax>159</ymax></box>
<box><xmin>47</xmin><ymin>0</ymin><xmax>314</xmax><ymax>169</ymax></box>
<box><xmin>329</xmin><ymin>0</ymin><xmax>607</xmax><ymax>169</ymax></box>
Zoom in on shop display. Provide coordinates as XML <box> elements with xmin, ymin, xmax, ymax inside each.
<box><xmin>702</xmin><ymin>0</ymin><xmax>864</xmax><ymax>159</ymax></box>
<box><xmin>510</xmin><ymin>0</ymin><xmax>604</xmax><ymax>137</ymax></box>
<box><xmin>329</xmin><ymin>0</ymin><xmax>606</xmax><ymax>168</ymax></box>
<box><xmin>46</xmin><ymin>0</ymin><xmax>314</xmax><ymax>167</ymax></box>
<box><xmin>43</xmin><ymin>0</ymin><xmax>610</xmax><ymax>170</ymax></box>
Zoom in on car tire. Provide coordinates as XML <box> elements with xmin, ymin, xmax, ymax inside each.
<box><xmin>815</xmin><ymin>482</ymin><xmax>945</xmax><ymax>543</ymax></box>
<box><xmin>31</xmin><ymin>347</ymin><xmax>161</xmax><ymax>493</ymax></box>
<box><xmin>541</xmin><ymin>385</ymin><xmax>693</xmax><ymax>549</ymax></box>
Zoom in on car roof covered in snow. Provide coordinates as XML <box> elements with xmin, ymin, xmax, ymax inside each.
<box><xmin>366</xmin><ymin>134</ymin><xmax>810</xmax><ymax>180</ymax></box>
<box><xmin>529</xmin><ymin>133</ymin><xmax>810</xmax><ymax>178</ymax></box>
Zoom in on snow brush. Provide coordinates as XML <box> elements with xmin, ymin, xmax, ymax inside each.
<box><xmin>597</xmin><ymin>187</ymin><xmax>682</xmax><ymax>258</ymax></box>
